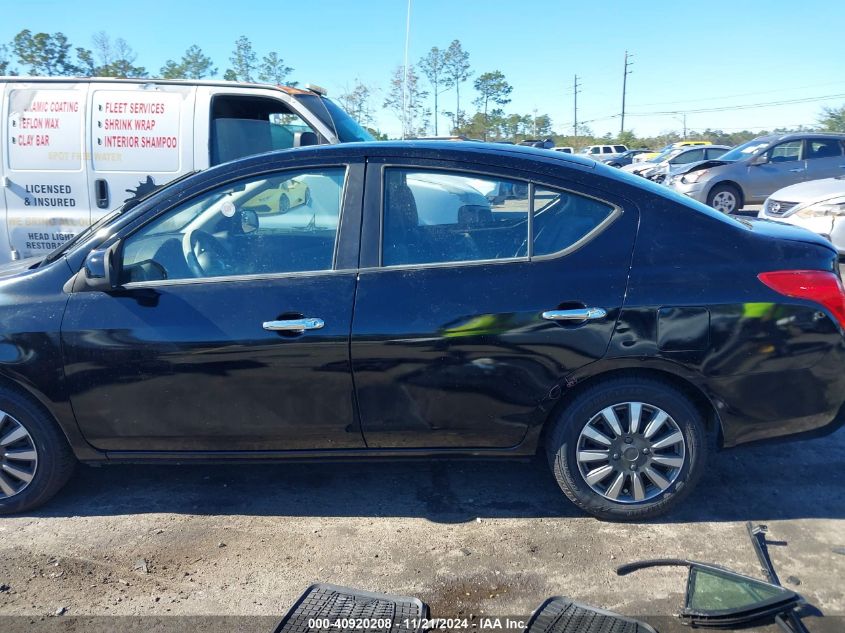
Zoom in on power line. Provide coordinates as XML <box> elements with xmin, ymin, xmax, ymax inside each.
<box><xmin>629</xmin><ymin>80</ymin><xmax>845</xmax><ymax>109</ymax></box>
<box><xmin>626</xmin><ymin>92</ymin><xmax>845</xmax><ymax>116</ymax></box>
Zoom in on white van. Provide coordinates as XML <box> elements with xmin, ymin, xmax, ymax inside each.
<box><xmin>0</xmin><ymin>77</ymin><xmax>372</xmax><ymax>263</ymax></box>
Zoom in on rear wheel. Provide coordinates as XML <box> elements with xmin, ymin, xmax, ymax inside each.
<box><xmin>279</xmin><ymin>193</ymin><xmax>291</xmax><ymax>214</ymax></box>
<box><xmin>547</xmin><ymin>378</ymin><xmax>706</xmax><ymax>520</ymax></box>
<box><xmin>0</xmin><ymin>388</ymin><xmax>75</xmax><ymax>515</ymax></box>
<box><xmin>707</xmin><ymin>183</ymin><xmax>741</xmax><ymax>214</ymax></box>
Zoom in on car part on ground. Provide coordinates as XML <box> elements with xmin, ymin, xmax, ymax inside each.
<box><xmin>272</xmin><ymin>584</ymin><xmax>428</xmax><ymax>633</ymax></box>
<box><xmin>525</xmin><ymin>597</ymin><xmax>656</xmax><ymax>633</ymax></box>
<box><xmin>617</xmin><ymin>523</ymin><xmax>812</xmax><ymax>631</ymax></box>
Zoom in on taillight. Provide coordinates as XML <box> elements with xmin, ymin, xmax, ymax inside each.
<box><xmin>758</xmin><ymin>270</ymin><xmax>845</xmax><ymax>328</ymax></box>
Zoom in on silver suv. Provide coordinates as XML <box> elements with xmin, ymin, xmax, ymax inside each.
<box><xmin>669</xmin><ymin>133</ymin><xmax>845</xmax><ymax>213</ymax></box>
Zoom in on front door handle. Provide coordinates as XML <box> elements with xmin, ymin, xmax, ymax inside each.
<box><xmin>788</xmin><ymin>168</ymin><xmax>804</xmax><ymax>173</ymax></box>
<box><xmin>542</xmin><ymin>307</ymin><xmax>607</xmax><ymax>322</ymax></box>
<box><xmin>95</xmin><ymin>178</ymin><xmax>110</xmax><ymax>209</ymax></box>
<box><xmin>263</xmin><ymin>317</ymin><xmax>324</xmax><ymax>333</ymax></box>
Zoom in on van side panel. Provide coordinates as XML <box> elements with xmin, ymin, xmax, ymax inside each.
<box><xmin>87</xmin><ymin>83</ymin><xmax>197</xmax><ymax>222</ymax></box>
<box><xmin>2</xmin><ymin>81</ymin><xmax>90</xmax><ymax>263</ymax></box>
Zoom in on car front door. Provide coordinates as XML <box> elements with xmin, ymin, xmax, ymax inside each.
<box><xmin>746</xmin><ymin>139</ymin><xmax>806</xmax><ymax>201</ymax></box>
<box><xmin>351</xmin><ymin>158</ymin><xmax>638</xmax><ymax>449</ymax></box>
<box><xmin>803</xmin><ymin>138</ymin><xmax>845</xmax><ymax>181</ymax></box>
<box><xmin>61</xmin><ymin>162</ymin><xmax>365</xmax><ymax>452</ymax></box>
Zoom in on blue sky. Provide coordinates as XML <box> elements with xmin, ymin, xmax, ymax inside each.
<box><xmin>3</xmin><ymin>0</ymin><xmax>845</xmax><ymax>138</ymax></box>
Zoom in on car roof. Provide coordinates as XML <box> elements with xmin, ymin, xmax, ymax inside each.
<box><xmin>756</xmin><ymin>132</ymin><xmax>845</xmax><ymax>143</ymax></box>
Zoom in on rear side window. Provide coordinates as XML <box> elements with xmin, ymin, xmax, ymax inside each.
<box><xmin>381</xmin><ymin>169</ymin><xmax>617</xmax><ymax>266</ymax></box>
<box><xmin>806</xmin><ymin>139</ymin><xmax>844</xmax><ymax>160</ymax></box>
<box><xmin>382</xmin><ymin>169</ymin><xmax>529</xmax><ymax>266</ymax></box>
<box><xmin>532</xmin><ymin>187</ymin><xmax>616</xmax><ymax>257</ymax></box>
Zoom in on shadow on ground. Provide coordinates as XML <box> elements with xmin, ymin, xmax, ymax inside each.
<box><xmin>28</xmin><ymin>428</ymin><xmax>844</xmax><ymax>523</ymax></box>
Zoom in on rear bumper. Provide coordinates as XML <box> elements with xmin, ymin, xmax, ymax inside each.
<box><xmin>712</xmin><ymin>345</ymin><xmax>845</xmax><ymax>448</ymax></box>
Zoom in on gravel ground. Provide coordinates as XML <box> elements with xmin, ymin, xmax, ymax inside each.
<box><xmin>0</xmin><ymin>425</ymin><xmax>843</xmax><ymax>633</ymax></box>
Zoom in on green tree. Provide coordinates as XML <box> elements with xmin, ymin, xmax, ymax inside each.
<box><xmin>534</xmin><ymin>113</ymin><xmax>553</xmax><ymax>137</ymax></box>
<box><xmin>383</xmin><ymin>65</ymin><xmax>429</xmax><ymax>138</ymax></box>
<box><xmin>259</xmin><ymin>51</ymin><xmax>294</xmax><ymax>85</ymax></box>
<box><xmin>616</xmin><ymin>129</ymin><xmax>638</xmax><ymax>148</ymax></box>
<box><xmin>160</xmin><ymin>45</ymin><xmax>217</xmax><ymax>79</ymax></box>
<box><xmin>819</xmin><ymin>104</ymin><xmax>845</xmax><ymax>132</ymax></box>
<box><xmin>339</xmin><ymin>80</ymin><xmax>374</xmax><ymax>126</ymax></box>
<box><xmin>418</xmin><ymin>46</ymin><xmax>453</xmax><ymax>136</ymax></box>
<box><xmin>0</xmin><ymin>44</ymin><xmax>17</xmax><ymax>75</ymax></box>
<box><xmin>225</xmin><ymin>36</ymin><xmax>258</xmax><ymax>82</ymax></box>
<box><xmin>473</xmin><ymin>71</ymin><xmax>512</xmax><ymax>140</ymax></box>
<box><xmin>75</xmin><ymin>32</ymin><xmax>146</xmax><ymax>78</ymax></box>
<box><xmin>443</xmin><ymin>40</ymin><xmax>472</xmax><ymax>131</ymax></box>
<box><xmin>12</xmin><ymin>29</ymin><xmax>79</xmax><ymax>75</ymax></box>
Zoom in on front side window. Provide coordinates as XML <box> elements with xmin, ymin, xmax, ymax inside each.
<box><xmin>766</xmin><ymin>140</ymin><xmax>802</xmax><ymax>163</ymax></box>
<box><xmin>381</xmin><ymin>169</ymin><xmax>617</xmax><ymax>266</ymax></box>
<box><xmin>121</xmin><ymin>167</ymin><xmax>346</xmax><ymax>283</ymax></box>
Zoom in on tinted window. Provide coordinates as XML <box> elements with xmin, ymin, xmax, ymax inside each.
<box><xmin>121</xmin><ymin>168</ymin><xmax>345</xmax><ymax>282</ymax></box>
<box><xmin>382</xmin><ymin>169</ymin><xmax>529</xmax><ymax>266</ymax></box>
<box><xmin>766</xmin><ymin>140</ymin><xmax>802</xmax><ymax>163</ymax></box>
<box><xmin>671</xmin><ymin>148</ymin><xmax>705</xmax><ymax>164</ymax></box>
<box><xmin>613</xmin><ymin>145</ymin><xmax>627</xmax><ymax>153</ymax></box>
<box><xmin>705</xmin><ymin>147</ymin><xmax>728</xmax><ymax>159</ymax></box>
<box><xmin>532</xmin><ymin>187</ymin><xmax>615</xmax><ymax>257</ymax></box>
<box><xmin>602</xmin><ymin>147</ymin><xmax>613</xmax><ymax>154</ymax></box>
<box><xmin>807</xmin><ymin>139</ymin><xmax>844</xmax><ymax>159</ymax></box>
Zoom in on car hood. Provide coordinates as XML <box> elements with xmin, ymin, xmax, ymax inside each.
<box><xmin>744</xmin><ymin>216</ymin><xmax>837</xmax><ymax>251</ymax></box>
<box><xmin>671</xmin><ymin>159</ymin><xmax>732</xmax><ymax>176</ymax></box>
<box><xmin>0</xmin><ymin>257</ymin><xmax>42</xmax><ymax>281</ymax></box>
<box><xmin>769</xmin><ymin>176</ymin><xmax>845</xmax><ymax>203</ymax></box>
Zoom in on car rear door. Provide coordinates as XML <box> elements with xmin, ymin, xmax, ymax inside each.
<box><xmin>351</xmin><ymin>157</ymin><xmax>638</xmax><ymax>449</ymax></box>
<box><xmin>803</xmin><ymin>137</ymin><xmax>845</xmax><ymax>181</ymax></box>
<box><xmin>61</xmin><ymin>160</ymin><xmax>365</xmax><ymax>452</ymax></box>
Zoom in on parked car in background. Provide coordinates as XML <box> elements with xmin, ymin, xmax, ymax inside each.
<box><xmin>580</xmin><ymin>144</ymin><xmax>628</xmax><ymax>159</ymax></box>
<box><xmin>758</xmin><ymin>176</ymin><xmax>845</xmax><ymax>254</ymax></box>
<box><xmin>633</xmin><ymin>140</ymin><xmax>713</xmax><ymax>164</ymax></box>
<box><xmin>552</xmin><ymin>146</ymin><xmax>574</xmax><ymax>154</ymax></box>
<box><xmin>2</xmin><ymin>141</ymin><xmax>845</xmax><ymax>521</ymax></box>
<box><xmin>669</xmin><ymin>133</ymin><xmax>845</xmax><ymax>214</ymax></box>
<box><xmin>599</xmin><ymin>148</ymin><xmax>653</xmax><ymax>168</ymax></box>
<box><xmin>519</xmin><ymin>138</ymin><xmax>555</xmax><ymax>149</ymax></box>
<box><xmin>637</xmin><ymin>145</ymin><xmax>731</xmax><ymax>183</ymax></box>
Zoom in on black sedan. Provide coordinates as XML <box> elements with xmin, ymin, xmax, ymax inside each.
<box><xmin>1</xmin><ymin>142</ymin><xmax>844</xmax><ymax>520</ymax></box>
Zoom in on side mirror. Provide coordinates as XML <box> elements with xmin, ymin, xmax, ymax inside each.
<box><xmin>750</xmin><ymin>154</ymin><xmax>768</xmax><ymax>166</ymax></box>
<box><xmin>293</xmin><ymin>131</ymin><xmax>319</xmax><ymax>148</ymax></box>
<box><xmin>83</xmin><ymin>242</ymin><xmax>121</xmax><ymax>291</ymax></box>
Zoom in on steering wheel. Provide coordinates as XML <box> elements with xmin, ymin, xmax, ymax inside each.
<box><xmin>182</xmin><ymin>229</ymin><xmax>231</xmax><ymax>278</ymax></box>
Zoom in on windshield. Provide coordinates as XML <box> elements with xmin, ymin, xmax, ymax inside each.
<box><xmin>718</xmin><ymin>139</ymin><xmax>771</xmax><ymax>162</ymax></box>
<box><xmin>296</xmin><ymin>94</ymin><xmax>374</xmax><ymax>142</ymax></box>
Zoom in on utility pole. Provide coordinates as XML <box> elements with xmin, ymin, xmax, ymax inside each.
<box><xmin>621</xmin><ymin>50</ymin><xmax>633</xmax><ymax>135</ymax></box>
<box><xmin>682</xmin><ymin>113</ymin><xmax>687</xmax><ymax>139</ymax></box>
<box><xmin>573</xmin><ymin>74</ymin><xmax>581</xmax><ymax>140</ymax></box>
<box><xmin>402</xmin><ymin>0</ymin><xmax>412</xmax><ymax>139</ymax></box>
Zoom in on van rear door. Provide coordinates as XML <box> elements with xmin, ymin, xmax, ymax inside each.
<box><xmin>87</xmin><ymin>82</ymin><xmax>196</xmax><ymax>222</ymax></box>
<box><xmin>2</xmin><ymin>81</ymin><xmax>90</xmax><ymax>263</ymax></box>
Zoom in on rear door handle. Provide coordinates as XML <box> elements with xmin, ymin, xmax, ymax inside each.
<box><xmin>263</xmin><ymin>318</ymin><xmax>324</xmax><ymax>333</ymax></box>
<box><xmin>542</xmin><ymin>308</ymin><xmax>607</xmax><ymax>322</ymax></box>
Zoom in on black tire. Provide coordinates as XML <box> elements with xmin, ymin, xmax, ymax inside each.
<box><xmin>279</xmin><ymin>193</ymin><xmax>291</xmax><ymax>214</ymax></box>
<box><xmin>546</xmin><ymin>377</ymin><xmax>707</xmax><ymax>521</ymax></box>
<box><xmin>706</xmin><ymin>183</ymin><xmax>742</xmax><ymax>214</ymax></box>
<box><xmin>0</xmin><ymin>387</ymin><xmax>76</xmax><ymax>514</ymax></box>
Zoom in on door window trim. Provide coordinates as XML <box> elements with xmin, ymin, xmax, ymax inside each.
<box><xmin>112</xmin><ymin>163</ymin><xmax>353</xmax><ymax>289</ymax></box>
<box><xmin>374</xmin><ymin>163</ymin><xmax>622</xmax><ymax>272</ymax></box>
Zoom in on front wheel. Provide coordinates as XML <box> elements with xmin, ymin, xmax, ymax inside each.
<box><xmin>707</xmin><ymin>183</ymin><xmax>741</xmax><ymax>214</ymax></box>
<box><xmin>0</xmin><ymin>388</ymin><xmax>76</xmax><ymax>514</ymax></box>
<box><xmin>547</xmin><ymin>378</ymin><xmax>707</xmax><ymax>520</ymax></box>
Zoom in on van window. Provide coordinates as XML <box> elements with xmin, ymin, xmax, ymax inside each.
<box><xmin>210</xmin><ymin>95</ymin><xmax>321</xmax><ymax>165</ymax></box>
